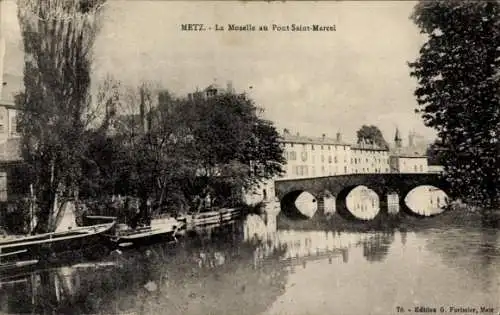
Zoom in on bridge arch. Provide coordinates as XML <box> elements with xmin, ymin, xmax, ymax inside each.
<box><xmin>402</xmin><ymin>185</ymin><xmax>449</xmax><ymax>217</ymax></box>
<box><xmin>280</xmin><ymin>190</ymin><xmax>319</xmax><ymax>219</ymax></box>
<box><xmin>336</xmin><ymin>185</ymin><xmax>382</xmax><ymax>221</ymax></box>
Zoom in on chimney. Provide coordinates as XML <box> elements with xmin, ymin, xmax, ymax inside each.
<box><xmin>336</xmin><ymin>131</ymin><xmax>342</xmax><ymax>143</ymax></box>
<box><xmin>283</xmin><ymin>128</ymin><xmax>290</xmax><ymax>135</ymax></box>
<box><xmin>322</xmin><ymin>133</ymin><xmax>326</xmax><ymax>141</ymax></box>
<box><xmin>296</xmin><ymin>132</ymin><xmax>300</xmax><ymax>137</ymax></box>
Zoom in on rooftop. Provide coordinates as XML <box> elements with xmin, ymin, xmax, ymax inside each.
<box><xmin>280</xmin><ymin>132</ymin><xmax>349</xmax><ymax>146</ymax></box>
<box><xmin>390</xmin><ymin>146</ymin><xmax>427</xmax><ymax>158</ymax></box>
<box><xmin>351</xmin><ymin>142</ymin><xmax>388</xmax><ymax>151</ymax></box>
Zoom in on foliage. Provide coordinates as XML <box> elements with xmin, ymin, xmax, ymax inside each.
<box><xmin>409</xmin><ymin>0</ymin><xmax>500</xmax><ymax>208</ymax></box>
<box><xmin>426</xmin><ymin>141</ymin><xmax>446</xmax><ymax>166</ymax></box>
<box><xmin>356</xmin><ymin>125</ymin><xmax>389</xmax><ymax>149</ymax></box>
<box><xmin>79</xmin><ymin>84</ymin><xmax>285</xmax><ymax>214</ymax></box>
<box><xmin>0</xmin><ymin>199</ymin><xmax>32</xmax><ymax>234</ymax></box>
<box><xmin>182</xmin><ymin>91</ymin><xmax>286</xmax><ymax>204</ymax></box>
<box><xmin>15</xmin><ymin>0</ymin><xmax>106</xmax><ymax>232</ymax></box>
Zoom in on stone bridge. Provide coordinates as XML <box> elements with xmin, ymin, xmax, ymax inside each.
<box><xmin>274</xmin><ymin>173</ymin><xmax>450</xmax><ymax>219</ymax></box>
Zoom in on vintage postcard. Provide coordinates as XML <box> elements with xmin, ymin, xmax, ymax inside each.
<box><xmin>0</xmin><ymin>0</ymin><xmax>498</xmax><ymax>314</ymax></box>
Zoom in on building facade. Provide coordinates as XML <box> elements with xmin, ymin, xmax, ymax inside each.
<box><xmin>389</xmin><ymin>154</ymin><xmax>428</xmax><ymax>173</ymax></box>
<box><xmin>389</xmin><ymin>128</ymin><xmax>428</xmax><ymax>174</ymax></box>
<box><xmin>279</xmin><ymin>130</ymin><xmax>396</xmax><ymax>180</ymax></box>
<box><xmin>350</xmin><ymin>142</ymin><xmax>390</xmax><ymax>174</ymax></box>
<box><xmin>281</xmin><ymin>130</ymin><xmax>351</xmax><ymax>180</ymax></box>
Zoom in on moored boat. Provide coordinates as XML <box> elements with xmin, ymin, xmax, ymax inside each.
<box><xmin>0</xmin><ymin>222</ymin><xmax>116</xmax><ymax>269</ymax></box>
<box><xmin>107</xmin><ymin>217</ymin><xmax>182</xmax><ymax>249</ymax></box>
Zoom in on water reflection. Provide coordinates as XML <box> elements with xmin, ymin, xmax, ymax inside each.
<box><xmin>0</xmin><ymin>238</ymin><xmax>289</xmax><ymax>315</ymax></box>
<box><xmin>244</xmin><ymin>214</ymin><xmax>397</xmax><ymax>265</ymax></box>
<box><xmin>0</xmin><ymin>216</ymin><xmax>498</xmax><ymax>315</ymax></box>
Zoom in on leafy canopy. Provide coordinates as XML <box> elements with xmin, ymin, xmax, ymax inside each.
<box><xmin>409</xmin><ymin>0</ymin><xmax>500</xmax><ymax>208</ymax></box>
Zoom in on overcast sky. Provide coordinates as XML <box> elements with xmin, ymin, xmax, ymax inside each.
<box><xmin>1</xmin><ymin>0</ymin><xmax>433</xmax><ymax>144</ymax></box>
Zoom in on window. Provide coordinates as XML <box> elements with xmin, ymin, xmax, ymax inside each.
<box><xmin>334</xmin><ymin>156</ymin><xmax>338</xmax><ymax>163</ymax></box>
<box><xmin>420</xmin><ymin>165</ymin><xmax>423</xmax><ymax>172</ymax></box>
<box><xmin>328</xmin><ymin>145</ymin><xmax>331</xmax><ymax>150</ymax></box>
<box><xmin>321</xmin><ymin>145</ymin><xmax>324</xmax><ymax>150</ymax></box>
<box><xmin>344</xmin><ymin>166</ymin><xmax>348</xmax><ymax>173</ymax></box>
<box><xmin>414</xmin><ymin>165</ymin><xmax>418</xmax><ymax>172</ymax></box>
<box><xmin>291</xmin><ymin>143</ymin><xmax>294</xmax><ymax>148</ymax></box>
<box><xmin>301</xmin><ymin>152</ymin><xmax>308</xmax><ymax>162</ymax></box>
<box><xmin>321</xmin><ymin>155</ymin><xmax>325</xmax><ymax>163</ymax></box>
<box><xmin>328</xmin><ymin>156</ymin><xmax>332</xmax><ymax>164</ymax></box>
<box><xmin>311</xmin><ymin>145</ymin><xmax>314</xmax><ymax>150</ymax></box>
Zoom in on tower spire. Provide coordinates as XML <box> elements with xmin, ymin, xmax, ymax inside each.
<box><xmin>394</xmin><ymin>128</ymin><xmax>402</xmax><ymax>148</ymax></box>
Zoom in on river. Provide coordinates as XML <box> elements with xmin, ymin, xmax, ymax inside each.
<box><xmin>0</xmin><ymin>216</ymin><xmax>498</xmax><ymax>315</ymax></box>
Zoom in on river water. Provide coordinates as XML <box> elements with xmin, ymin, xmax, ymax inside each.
<box><xmin>0</xmin><ymin>216</ymin><xmax>498</xmax><ymax>315</ymax></box>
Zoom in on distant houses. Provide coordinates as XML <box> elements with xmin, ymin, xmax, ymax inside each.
<box><xmin>245</xmin><ymin>128</ymin><xmax>436</xmax><ymax>205</ymax></box>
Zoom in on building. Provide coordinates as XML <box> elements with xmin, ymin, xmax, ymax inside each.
<box><xmin>389</xmin><ymin>153</ymin><xmax>428</xmax><ymax>173</ymax></box>
<box><xmin>279</xmin><ymin>129</ymin><xmax>393</xmax><ymax>179</ymax></box>
<box><xmin>389</xmin><ymin>128</ymin><xmax>428</xmax><ymax>173</ymax></box>
<box><xmin>0</xmin><ymin>26</ymin><xmax>23</xmax><ymax>202</ymax></box>
<box><xmin>280</xmin><ymin>130</ymin><xmax>351</xmax><ymax>180</ymax></box>
<box><xmin>350</xmin><ymin>141</ymin><xmax>390</xmax><ymax>174</ymax></box>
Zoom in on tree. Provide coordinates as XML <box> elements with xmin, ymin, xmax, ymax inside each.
<box><xmin>426</xmin><ymin>141</ymin><xmax>445</xmax><ymax>166</ymax></box>
<box><xmin>182</xmin><ymin>91</ymin><xmax>286</xmax><ymax>206</ymax></box>
<box><xmin>409</xmin><ymin>1</ymin><xmax>500</xmax><ymax>209</ymax></box>
<box><xmin>15</xmin><ymin>0</ymin><xmax>106</xmax><ymax>232</ymax></box>
<box><xmin>356</xmin><ymin>125</ymin><xmax>389</xmax><ymax>149</ymax></box>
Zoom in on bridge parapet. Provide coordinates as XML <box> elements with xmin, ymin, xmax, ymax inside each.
<box><xmin>275</xmin><ymin>173</ymin><xmax>449</xmax><ymax>199</ymax></box>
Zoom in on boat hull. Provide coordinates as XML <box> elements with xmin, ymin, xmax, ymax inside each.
<box><xmin>109</xmin><ymin>228</ymin><xmax>178</xmax><ymax>249</ymax></box>
<box><xmin>0</xmin><ymin>223</ymin><xmax>115</xmax><ymax>267</ymax></box>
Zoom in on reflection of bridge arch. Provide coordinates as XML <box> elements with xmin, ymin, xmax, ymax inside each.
<box><xmin>402</xmin><ymin>185</ymin><xmax>448</xmax><ymax>217</ymax></box>
<box><xmin>280</xmin><ymin>190</ymin><xmax>318</xmax><ymax>219</ymax></box>
<box><xmin>336</xmin><ymin>185</ymin><xmax>382</xmax><ymax>221</ymax></box>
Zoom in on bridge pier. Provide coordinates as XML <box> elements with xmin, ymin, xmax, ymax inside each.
<box><xmin>387</xmin><ymin>192</ymin><xmax>400</xmax><ymax>215</ymax></box>
<box><xmin>261</xmin><ymin>197</ymin><xmax>281</xmax><ymax>233</ymax></box>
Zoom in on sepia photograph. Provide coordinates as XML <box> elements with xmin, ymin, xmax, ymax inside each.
<box><xmin>0</xmin><ymin>0</ymin><xmax>498</xmax><ymax>314</ymax></box>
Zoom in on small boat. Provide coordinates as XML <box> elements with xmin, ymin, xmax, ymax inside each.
<box><xmin>0</xmin><ymin>222</ymin><xmax>116</xmax><ymax>268</ymax></box>
<box><xmin>107</xmin><ymin>217</ymin><xmax>182</xmax><ymax>249</ymax></box>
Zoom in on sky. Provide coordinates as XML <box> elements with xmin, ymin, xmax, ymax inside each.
<box><xmin>1</xmin><ymin>0</ymin><xmax>433</xmax><ymax>145</ymax></box>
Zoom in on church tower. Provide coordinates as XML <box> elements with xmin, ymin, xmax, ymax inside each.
<box><xmin>394</xmin><ymin>128</ymin><xmax>402</xmax><ymax>149</ymax></box>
